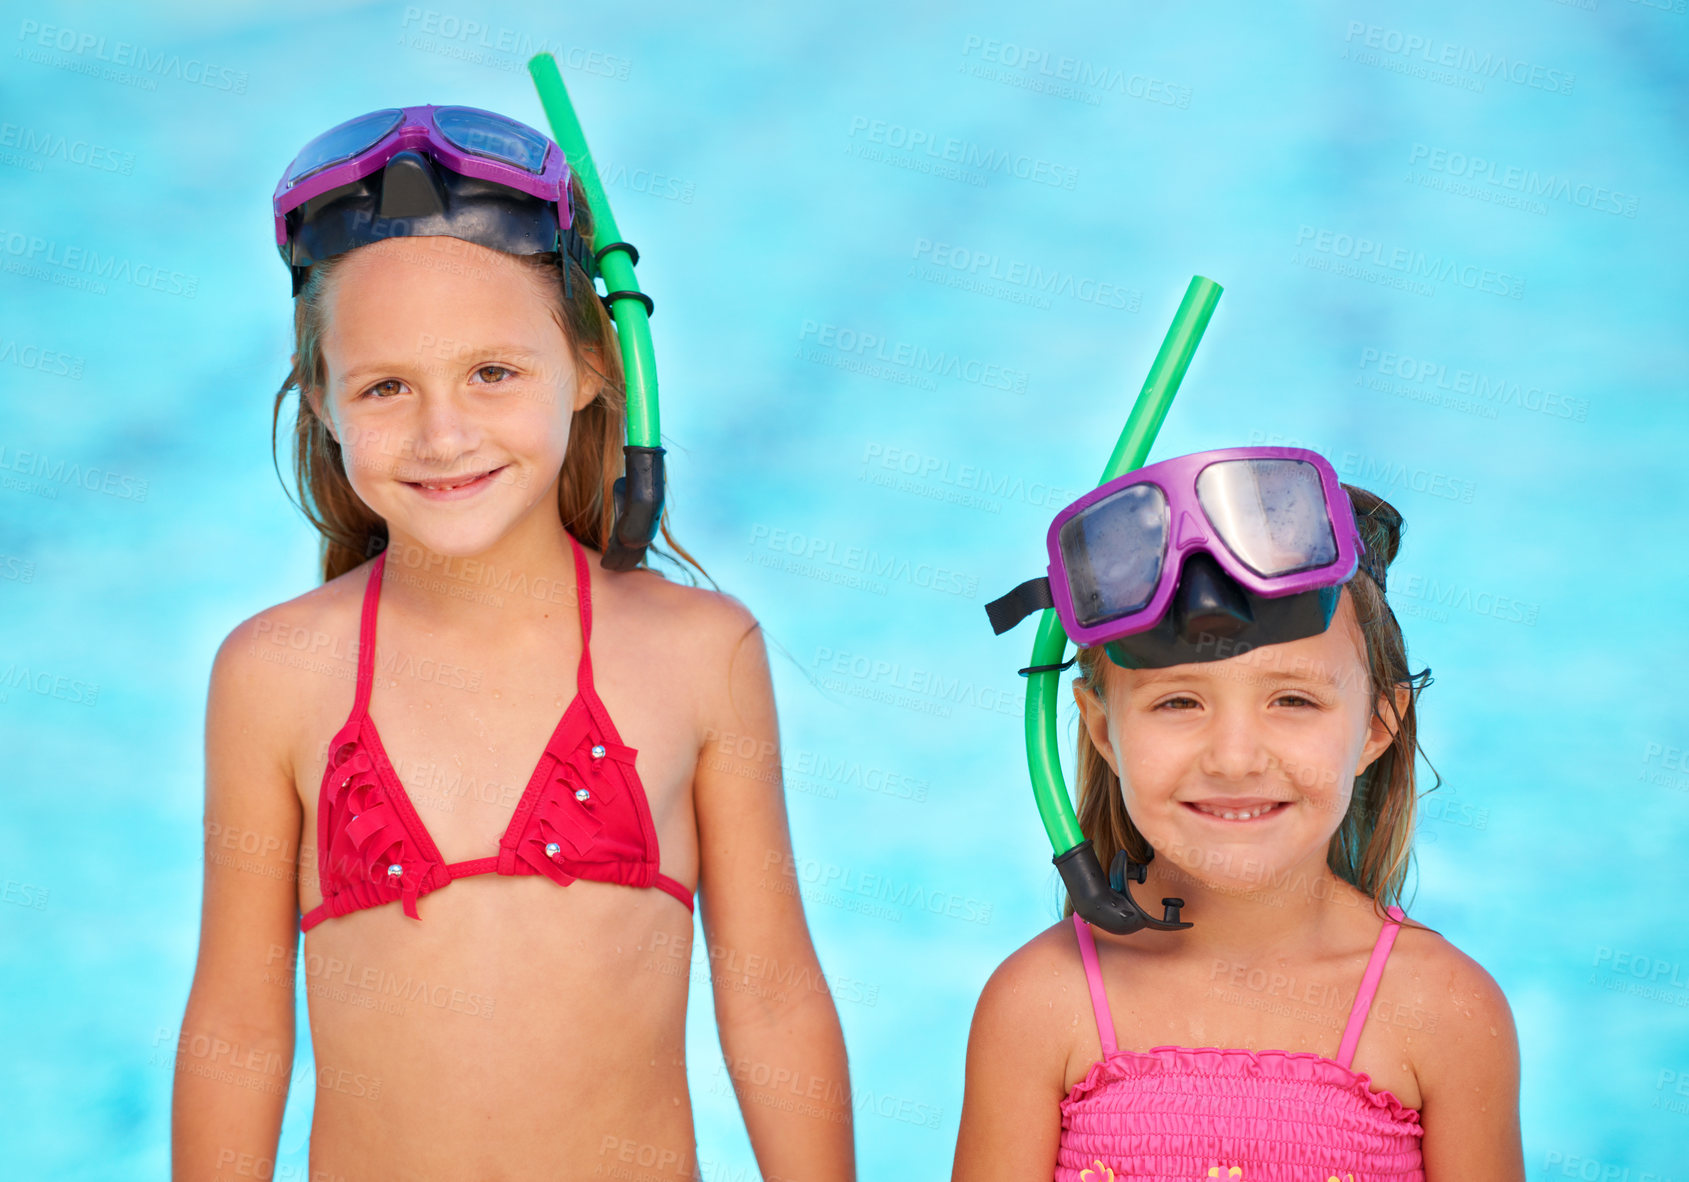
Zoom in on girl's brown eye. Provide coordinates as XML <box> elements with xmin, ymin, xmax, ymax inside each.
<box><xmin>367</xmin><ymin>379</ymin><xmax>402</xmax><ymax>399</ymax></box>
<box><xmin>474</xmin><ymin>365</ymin><xmax>513</xmax><ymax>383</ymax></box>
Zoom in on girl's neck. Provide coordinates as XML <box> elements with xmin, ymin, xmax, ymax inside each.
<box><xmin>1126</xmin><ymin>852</ymin><xmax>1360</xmax><ymax>960</ymax></box>
<box><xmin>380</xmin><ymin>516</ymin><xmax>583</xmax><ymax>637</ymax></box>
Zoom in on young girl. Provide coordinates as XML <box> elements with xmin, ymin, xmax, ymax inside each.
<box><xmin>172</xmin><ymin>103</ymin><xmax>852</xmax><ymax>1181</ymax></box>
<box><xmin>953</xmin><ymin>471</ymin><xmax>1524</xmax><ymax>1181</ymax></box>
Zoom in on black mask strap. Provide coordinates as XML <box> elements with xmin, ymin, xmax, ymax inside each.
<box><xmin>985</xmin><ymin>576</ymin><xmax>1054</xmax><ymax>635</ymax></box>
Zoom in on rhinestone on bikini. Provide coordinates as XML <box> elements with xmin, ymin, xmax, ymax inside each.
<box><xmin>575</xmin><ymin>788</ymin><xmax>591</xmax><ymax>802</ymax></box>
<box><xmin>545</xmin><ymin>842</ymin><xmax>561</xmax><ymax>858</ymax></box>
<box><xmin>387</xmin><ymin>863</ymin><xmax>403</xmax><ymax>877</ymax></box>
<box><xmin>590</xmin><ymin>744</ymin><xmax>606</xmax><ymax>759</ymax></box>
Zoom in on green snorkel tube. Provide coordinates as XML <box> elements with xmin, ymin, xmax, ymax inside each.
<box><xmin>1029</xmin><ymin>275</ymin><xmax>1222</xmax><ymax>935</ymax></box>
<box><xmin>528</xmin><ymin>53</ymin><xmax>665</xmax><ymax>572</ymax></box>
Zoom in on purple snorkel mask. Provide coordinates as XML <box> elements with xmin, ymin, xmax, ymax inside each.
<box><xmin>986</xmin><ymin>446</ymin><xmax>1386</xmax><ymax>669</ymax></box>
<box><xmin>272</xmin><ymin>104</ymin><xmax>597</xmax><ymax>298</ymax></box>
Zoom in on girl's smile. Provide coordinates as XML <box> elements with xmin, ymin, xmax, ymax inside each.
<box><xmin>403</xmin><ymin>463</ymin><xmax>510</xmax><ymax>500</ymax></box>
<box><xmin>1180</xmin><ymin>798</ymin><xmax>1293</xmax><ymax>822</ymax></box>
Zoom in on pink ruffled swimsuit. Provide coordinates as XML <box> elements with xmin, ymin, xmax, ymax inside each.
<box><xmin>1057</xmin><ymin>906</ymin><xmax>1424</xmax><ymax>1181</ymax></box>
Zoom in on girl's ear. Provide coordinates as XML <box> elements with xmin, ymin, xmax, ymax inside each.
<box><xmin>1355</xmin><ymin>681</ymin><xmax>1411</xmax><ymax>777</ymax></box>
<box><xmin>566</xmin><ymin>342</ymin><xmax>605</xmax><ymax>413</ymax></box>
<box><xmin>302</xmin><ymin>378</ymin><xmax>340</xmax><ymax>446</ymax></box>
<box><xmin>1073</xmin><ymin>678</ymin><xmax>1122</xmax><ymax>777</ymax></box>
<box><xmin>572</xmin><ymin>370</ymin><xmax>601</xmax><ymax>413</ymax></box>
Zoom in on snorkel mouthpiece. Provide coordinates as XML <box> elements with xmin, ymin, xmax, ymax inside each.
<box><xmin>1058</xmin><ymin>841</ymin><xmax>1189</xmax><ymax>934</ymax></box>
<box><xmin>609</xmin><ymin>447</ymin><xmax>666</xmax><ymax>570</ymax></box>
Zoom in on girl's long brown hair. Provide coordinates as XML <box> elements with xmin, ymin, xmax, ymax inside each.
<box><xmin>1065</xmin><ymin>483</ymin><xmax>1438</xmax><ymax>922</ymax></box>
<box><xmin>270</xmin><ymin>172</ymin><xmax>713</xmax><ymax>588</ymax></box>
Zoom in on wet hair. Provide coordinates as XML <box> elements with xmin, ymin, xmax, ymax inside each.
<box><xmin>270</xmin><ymin>172</ymin><xmax>711</xmax><ymax>588</ymax></box>
<box><xmin>1065</xmin><ymin>483</ymin><xmax>1438</xmax><ymax>921</ymax></box>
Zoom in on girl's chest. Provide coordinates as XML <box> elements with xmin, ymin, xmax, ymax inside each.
<box><xmin>290</xmin><ymin>628</ymin><xmax>701</xmax><ymax>899</ymax></box>
<box><xmin>1071</xmin><ymin>962</ymin><xmax>1426</xmax><ymax>1111</ymax></box>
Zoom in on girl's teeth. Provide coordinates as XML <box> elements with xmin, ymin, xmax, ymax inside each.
<box><xmin>1193</xmin><ymin>802</ymin><xmax>1281</xmax><ymax>820</ymax></box>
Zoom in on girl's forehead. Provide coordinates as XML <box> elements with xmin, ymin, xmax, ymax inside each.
<box><xmin>348</xmin><ymin>233</ymin><xmax>512</xmax><ymax>268</ymax></box>
<box><xmin>323</xmin><ymin>240</ymin><xmax>568</xmax><ymax>352</ymax></box>
<box><xmin>334</xmin><ymin>236</ymin><xmax>531</xmax><ymax>300</ymax></box>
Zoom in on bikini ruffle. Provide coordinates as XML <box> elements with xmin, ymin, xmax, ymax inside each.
<box><xmin>515</xmin><ymin>733</ymin><xmax>637</xmax><ymax>884</ymax></box>
<box><xmin>322</xmin><ymin>737</ymin><xmax>428</xmax><ymax>920</ymax></box>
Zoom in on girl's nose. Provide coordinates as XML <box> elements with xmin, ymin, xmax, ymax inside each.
<box><xmin>407</xmin><ymin>387</ymin><xmax>481</xmax><ymax>463</ymax></box>
<box><xmin>1197</xmin><ymin>705</ymin><xmax>1272</xmax><ymax>781</ymax></box>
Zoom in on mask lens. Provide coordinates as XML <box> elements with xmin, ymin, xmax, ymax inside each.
<box><xmin>1060</xmin><ymin>482</ymin><xmax>1169</xmax><ymax>628</ymax></box>
<box><xmin>1197</xmin><ymin>458</ymin><xmax>1337</xmax><ymax>577</ymax></box>
<box><xmin>284</xmin><ymin>109</ymin><xmax>405</xmax><ymax>187</ymax></box>
<box><xmin>433</xmin><ymin>106</ymin><xmax>550</xmax><ymax>173</ymax></box>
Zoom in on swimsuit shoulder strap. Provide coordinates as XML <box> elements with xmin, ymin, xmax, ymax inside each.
<box><xmin>1335</xmin><ymin>903</ymin><xmax>1406</xmax><ymax>1070</ymax></box>
<box><xmin>351</xmin><ymin>549</ymin><xmax>386</xmax><ymax>717</ymax></box>
<box><xmin>1071</xmin><ymin>912</ymin><xmax>1119</xmax><ymax>1058</ymax></box>
<box><xmin>566</xmin><ymin>532</ymin><xmax>595</xmax><ymax>690</ymax></box>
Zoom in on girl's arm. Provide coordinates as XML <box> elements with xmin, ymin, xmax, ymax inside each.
<box><xmin>951</xmin><ymin>936</ymin><xmax>1069</xmax><ymax>1181</ymax></box>
<box><xmin>172</xmin><ymin>619</ymin><xmax>305</xmax><ymax>1180</ymax></box>
<box><xmin>1415</xmin><ymin>942</ymin><xmax>1526</xmax><ymax>1181</ymax></box>
<box><xmin>692</xmin><ymin>601</ymin><xmax>854</xmax><ymax>1182</ymax></box>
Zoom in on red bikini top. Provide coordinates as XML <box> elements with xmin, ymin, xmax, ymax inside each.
<box><xmin>300</xmin><ymin>533</ymin><xmax>693</xmax><ymax>932</ymax></box>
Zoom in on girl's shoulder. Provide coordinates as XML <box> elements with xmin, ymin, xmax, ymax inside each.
<box><xmin>212</xmin><ymin>557</ymin><xmax>390</xmax><ymax>701</ymax></box>
<box><xmin>213</xmin><ymin>555</ymin><xmax>362</xmax><ymax>646</ymax></box>
<box><xmin>1371</xmin><ymin>910</ymin><xmax>1520</xmax><ymax>1087</ymax></box>
<box><xmin>204</xmin><ymin>562</ymin><xmax>376</xmax><ymax>788</ymax></box>
<box><xmin>1378</xmin><ymin>910</ymin><xmax>1514</xmax><ymax>1025</ymax></box>
<box><xmin>592</xmin><ymin>550</ymin><xmax>763</xmax><ymax>659</ymax></box>
<box><xmin>983</xmin><ymin>916</ymin><xmax>1093</xmax><ymax>990</ymax></box>
<box><xmin>215</xmin><ymin>558</ymin><xmax>372</xmax><ymax>670</ymax></box>
<box><xmin>969</xmin><ymin>919</ymin><xmax>1098</xmax><ymax>1083</ymax></box>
